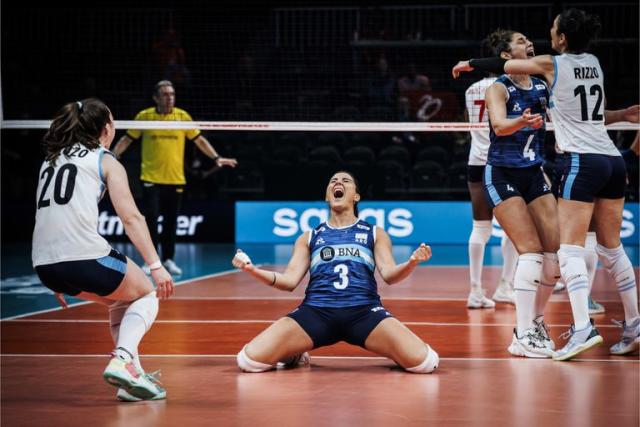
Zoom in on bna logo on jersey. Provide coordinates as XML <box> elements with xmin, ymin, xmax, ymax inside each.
<box><xmin>321</xmin><ymin>247</ymin><xmax>335</xmax><ymax>261</ymax></box>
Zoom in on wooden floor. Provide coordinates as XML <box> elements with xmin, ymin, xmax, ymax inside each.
<box><xmin>2</xmin><ymin>266</ymin><xmax>639</xmax><ymax>427</ymax></box>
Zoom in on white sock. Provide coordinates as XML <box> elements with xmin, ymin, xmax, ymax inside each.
<box><xmin>596</xmin><ymin>244</ymin><xmax>639</xmax><ymax>324</ymax></box>
<box><xmin>116</xmin><ymin>292</ymin><xmax>159</xmax><ymax>362</ymax></box>
<box><xmin>514</xmin><ymin>253</ymin><xmax>543</xmax><ymax>336</ymax></box>
<box><xmin>585</xmin><ymin>232</ymin><xmax>598</xmax><ymax>292</ymax></box>
<box><xmin>536</xmin><ymin>252</ymin><xmax>560</xmax><ymax>317</ymax></box>
<box><xmin>559</xmin><ymin>245</ymin><xmax>590</xmax><ymax>330</ymax></box>
<box><xmin>468</xmin><ymin>220</ymin><xmax>492</xmax><ymax>288</ymax></box>
<box><xmin>535</xmin><ymin>283</ymin><xmax>555</xmax><ymax>318</ymax></box>
<box><xmin>500</xmin><ymin>235</ymin><xmax>518</xmax><ymax>286</ymax></box>
<box><xmin>110</xmin><ymin>301</ymin><xmax>145</xmax><ymax>372</ymax></box>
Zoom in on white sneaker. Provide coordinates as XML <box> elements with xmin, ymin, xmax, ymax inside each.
<box><xmin>103</xmin><ymin>356</ymin><xmax>163</xmax><ymax>400</ymax></box>
<box><xmin>553</xmin><ymin>319</ymin><xmax>603</xmax><ymax>361</ymax></box>
<box><xmin>277</xmin><ymin>352</ymin><xmax>311</xmax><ymax>369</ymax></box>
<box><xmin>467</xmin><ymin>287</ymin><xmax>496</xmax><ymax>309</ymax></box>
<box><xmin>508</xmin><ymin>328</ymin><xmax>554</xmax><ymax>358</ymax></box>
<box><xmin>532</xmin><ymin>316</ymin><xmax>555</xmax><ymax>351</ymax></box>
<box><xmin>610</xmin><ymin>317</ymin><xmax>640</xmax><ymax>355</ymax></box>
<box><xmin>163</xmin><ymin>259</ymin><xmax>182</xmax><ymax>275</ymax></box>
<box><xmin>141</xmin><ymin>264</ymin><xmax>151</xmax><ymax>275</ymax></box>
<box><xmin>492</xmin><ymin>280</ymin><xmax>515</xmax><ymax>304</ymax></box>
<box><xmin>116</xmin><ymin>370</ymin><xmax>166</xmax><ymax>402</ymax></box>
<box><xmin>553</xmin><ymin>282</ymin><xmax>565</xmax><ymax>292</ymax></box>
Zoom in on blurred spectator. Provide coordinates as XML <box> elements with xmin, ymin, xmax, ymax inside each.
<box><xmin>153</xmin><ymin>28</ymin><xmax>191</xmax><ymax>88</ymax></box>
<box><xmin>397</xmin><ymin>63</ymin><xmax>432</xmax><ymax>119</ymax></box>
<box><xmin>365</xmin><ymin>57</ymin><xmax>397</xmax><ymax>110</ymax></box>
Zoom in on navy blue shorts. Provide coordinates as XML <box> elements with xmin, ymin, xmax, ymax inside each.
<box><xmin>483</xmin><ymin>163</ymin><xmax>551</xmax><ymax>208</ymax></box>
<box><xmin>556</xmin><ymin>153</ymin><xmax>626</xmax><ymax>202</ymax></box>
<box><xmin>35</xmin><ymin>249</ymin><xmax>128</xmax><ymax>297</ymax></box>
<box><xmin>287</xmin><ymin>303</ymin><xmax>394</xmax><ymax>348</ymax></box>
<box><xmin>467</xmin><ymin>165</ymin><xmax>485</xmax><ymax>183</ymax></box>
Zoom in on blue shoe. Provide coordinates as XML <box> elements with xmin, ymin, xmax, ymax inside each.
<box><xmin>587</xmin><ymin>296</ymin><xmax>605</xmax><ymax>315</ymax></box>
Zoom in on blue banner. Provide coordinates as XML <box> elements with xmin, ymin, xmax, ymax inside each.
<box><xmin>236</xmin><ymin>201</ymin><xmax>640</xmax><ymax>245</ymax></box>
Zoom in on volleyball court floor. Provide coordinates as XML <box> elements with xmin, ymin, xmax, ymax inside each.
<box><xmin>1</xmin><ymin>243</ymin><xmax>639</xmax><ymax>427</ymax></box>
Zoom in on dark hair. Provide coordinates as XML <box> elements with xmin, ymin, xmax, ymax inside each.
<box><xmin>330</xmin><ymin>170</ymin><xmax>361</xmax><ymax>217</ymax></box>
<box><xmin>154</xmin><ymin>80</ymin><xmax>174</xmax><ymax>96</ymax></box>
<box><xmin>556</xmin><ymin>8</ymin><xmax>601</xmax><ymax>52</ymax></box>
<box><xmin>43</xmin><ymin>98</ymin><xmax>111</xmax><ymax>165</ymax></box>
<box><xmin>486</xmin><ymin>28</ymin><xmax>517</xmax><ymax>57</ymax></box>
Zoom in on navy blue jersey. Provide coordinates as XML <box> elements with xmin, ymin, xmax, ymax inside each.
<box><xmin>305</xmin><ymin>219</ymin><xmax>380</xmax><ymax>308</ymax></box>
<box><xmin>488</xmin><ymin>76</ymin><xmax>549</xmax><ymax>168</ymax></box>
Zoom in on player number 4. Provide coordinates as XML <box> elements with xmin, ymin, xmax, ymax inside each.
<box><xmin>523</xmin><ymin>134</ymin><xmax>536</xmax><ymax>161</ymax></box>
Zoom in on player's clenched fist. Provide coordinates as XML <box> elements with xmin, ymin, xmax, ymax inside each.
<box><xmin>232</xmin><ymin>249</ymin><xmax>254</xmax><ymax>271</ymax></box>
<box><xmin>409</xmin><ymin>243</ymin><xmax>432</xmax><ymax>264</ymax></box>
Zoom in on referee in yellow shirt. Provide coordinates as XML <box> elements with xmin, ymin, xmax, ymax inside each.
<box><xmin>114</xmin><ymin>80</ymin><xmax>237</xmax><ymax>275</ymax></box>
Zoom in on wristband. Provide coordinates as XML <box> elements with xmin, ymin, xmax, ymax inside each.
<box><xmin>469</xmin><ymin>57</ymin><xmax>507</xmax><ymax>74</ymax></box>
<box><xmin>149</xmin><ymin>260</ymin><xmax>162</xmax><ymax>271</ymax></box>
<box><xmin>211</xmin><ymin>155</ymin><xmax>220</xmax><ymax>163</ymax></box>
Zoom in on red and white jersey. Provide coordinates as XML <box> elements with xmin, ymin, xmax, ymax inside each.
<box><xmin>548</xmin><ymin>53</ymin><xmax>619</xmax><ymax>156</ymax></box>
<box><xmin>32</xmin><ymin>144</ymin><xmax>112</xmax><ymax>266</ymax></box>
<box><xmin>465</xmin><ymin>77</ymin><xmax>497</xmax><ymax>165</ymax></box>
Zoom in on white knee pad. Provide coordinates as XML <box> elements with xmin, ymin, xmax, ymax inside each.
<box><xmin>541</xmin><ymin>252</ymin><xmax>561</xmax><ymax>286</ymax></box>
<box><xmin>469</xmin><ymin>220</ymin><xmax>492</xmax><ymax>245</ymax></box>
<box><xmin>558</xmin><ymin>245</ymin><xmax>589</xmax><ymax>291</ymax></box>
<box><xmin>406</xmin><ymin>345</ymin><xmax>439</xmax><ymax>374</ymax></box>
<box><xmin>122</xmin><ymin>291</ymin><xmax>159</xmax><ymax>333</ymax></box>
<box><xmin>514</xmin><ymin>253</ymin><xmax>543</xmax><ymax>291</ymax></box>
<box><xmin>596</xmin><ymin>244</ymin><xmax>635</xmax><ymax>291</ymax></box>
<box><xmin>237</xmin><ymin>345</ymin><xmax>274</xmax><ymax>373</ymax></box>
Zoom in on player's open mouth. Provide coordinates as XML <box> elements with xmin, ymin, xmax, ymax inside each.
<box><xmin>526</xmin><ymin>49</ymin><xmax>534</xmax><ymax>57</ymax></box>
<box><xmin>333</xmin><ymin>187</ymin><xmax>345</xmax><ymax>199</ymax></box>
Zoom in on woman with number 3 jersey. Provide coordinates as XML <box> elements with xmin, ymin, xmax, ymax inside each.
<box><xmin>453</xmin><ymin>9</ymin><xmax>640</xmax><ymax>360</ymax></box>
<box><xmin>232</xmin><ymin>171</ymin><xmax>439</xmax><ymax>374</ymax></box>
<box><xmin>32</xmin><ymin>98</ymin><xmax>174</xmax><ymax>401</ymax></box>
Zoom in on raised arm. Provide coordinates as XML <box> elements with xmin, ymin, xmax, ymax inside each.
<box><xmin>374</xmin><ymin>227</ymin><xmax>432</xmax><ymax>285</ymax></box>
<box><xmin>452</xmin><ymin>55</ymin><xmax>555</xmax><ymax>86</ymax></box>
<box><xmin>102</xmin><ymin>153</ymin><xmax>174</xmax><ymax>298</ymax></box>
<box><xmin>232</xmin><ymin>232</ymin><xmax>311</xmax><ymax>292</ymax></box>
<box><xmin>193</xmin><ymin>135</ymin><xmax>238</xmax><ymax>168</ymax></box>
<box><xmin>486</xmin><ymin>83</ymin><xmax>543</xmax><ymax>136</ymax></box>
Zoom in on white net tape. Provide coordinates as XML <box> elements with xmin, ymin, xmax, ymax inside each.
<box><xmin>2</xmin><ymin>120</ymin><xmax>638</xmax><ymax>132</ymax></box>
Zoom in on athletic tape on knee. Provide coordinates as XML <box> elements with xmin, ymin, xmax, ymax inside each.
<box><xmin>596</xmin><ymin>244</ymin><xmax>636</xmax><ymax>292</ymax></box>
<box><xmin>237</xmin><ymin>345</ymin><xmax>274</xmax><ymax>373</ymax></box>
<box><xmin>469</xmin><ymin>220</ymin><xmax>492</xmax><ymax>245</ymax></box>
<box><xmin>514</xmin><ymin>253</ymin><xmax>543</xmax><ymax>292</ymax></box>
<box><xmin>122</xmin><ymin>291</ymin><xmax>158</xmax><ymax>333</ymax></box>
<box><xmin>541</xmin><ymin>252</ymin><xmax>561</xmax><ymax>286</ymax></box>
<box><xmin>558</xmin><ymin>245</ymin><xmax>589</xmax><ymax>293</ymax></box>
<box><xmin>406</xmin><ymin>345</ymin><xmax>439</xmax><ymax>374</ymax></box>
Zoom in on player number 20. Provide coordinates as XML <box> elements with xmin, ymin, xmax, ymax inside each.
<box><xmin>333</xmin><ymin>264</ymin><xmax>349</xmax><ymax>290</ymax></box>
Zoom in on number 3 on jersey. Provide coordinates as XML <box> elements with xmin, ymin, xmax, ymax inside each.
<box><xmin>333</xmin><ymin>264</ymin><xmax>349</xmax><ymax>289</ymax></box>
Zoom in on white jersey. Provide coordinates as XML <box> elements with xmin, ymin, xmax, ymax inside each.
<box><xmin>548</xmin><ymin>53</ymin><xmax>619</xmax><ymax>156</ymax></box>
<box><xmin>32</xmin><ymin>144</ymin><xmax>113</xmax><ymax>266</ymax></box>
<box><xmin>465</xmin><ymin>77</ymin><xmax>497</xmax><ymax>165</ymax></box>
